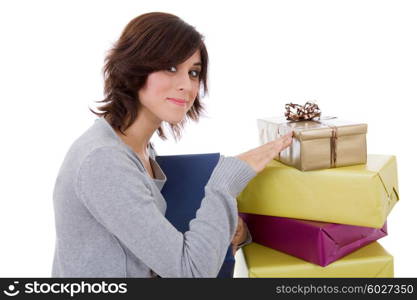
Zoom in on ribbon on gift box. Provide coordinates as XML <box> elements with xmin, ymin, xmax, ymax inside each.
<box><xmin>284</xmin><ymin>102</ymin><xmax>321</xmax><ymax>121</ymax></box>
<box><xmin>284</xmin><ymin>101</ymin><xmax>339</xmax><ymax>168</ymax></box>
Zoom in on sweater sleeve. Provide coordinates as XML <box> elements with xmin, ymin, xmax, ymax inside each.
<box><xmin>76</xmin><ymin>146</ymin><xmax>256</xmax><ymax>278</ymax></box>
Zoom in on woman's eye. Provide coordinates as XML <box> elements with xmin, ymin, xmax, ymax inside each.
<box><xmin>189</xmin><ymin>70</ymin><xmax>200</xmax><ymax>78</ymax></box>
<box><xmin>167</xmin><ymin>66</ymin><xmax>177</xmax><ymax>72</ymax></box>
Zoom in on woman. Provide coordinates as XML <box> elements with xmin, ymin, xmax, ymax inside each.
<box><xmin>52</xmin><ymin>12</ymin><xmax>293</xmax><ymax>278</ymax></box>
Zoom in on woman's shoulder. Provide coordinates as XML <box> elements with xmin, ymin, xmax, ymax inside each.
<box><xmin>69</xmin><ymin>120</ymin><xmax>120</xmax><ymax>153</ymax></box>
<box><xmin>60</xmin><ymin>118</ymin><xmax>138</xmax><ymax>173</ymax></box>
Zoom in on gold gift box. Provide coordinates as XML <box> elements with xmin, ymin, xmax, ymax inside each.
<box><xmin>237</xmin><ymin>154</ymin><xmax>399</xmax><ymax>228</ymax></box>
<box><xmin>258</xmin><ymin>117</ymin><xmax>367</xmax><ymax>171</ymax></box>
<box><xmin>243</xmin><ymin>242</ymin><xmax>393</xmax><ymax>278</ymax></box>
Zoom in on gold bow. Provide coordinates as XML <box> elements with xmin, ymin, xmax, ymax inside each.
<box><xmin>285</xmin><ymin>102</ymin><xmax>321</xmax><ymax>121</ymax></box>
<box><xmin>284</xmin><ymin>102</ymin><xmax>339</xmax><ymax>167</ymax></box>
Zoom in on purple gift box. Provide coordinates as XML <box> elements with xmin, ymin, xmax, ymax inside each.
<box><xmin>239</xmin><ymin>213</ymin><xmax>387</xmax><ymax>267</ymax></box>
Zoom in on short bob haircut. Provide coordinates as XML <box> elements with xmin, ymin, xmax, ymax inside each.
<box><xmin>90</xmin><ymin>12</ymin><xmax>208</xmax><ymax>140</ymax></box>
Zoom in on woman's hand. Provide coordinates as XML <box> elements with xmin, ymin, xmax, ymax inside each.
<box><xmin>231</xmin><ymin>132</ymin><xmax>293</xmax><ymax>255</ymax></box>
<box><xmin>236</xmin><ymin>131</ymin><xmax>293</xmax><ymax>173</ymax></box>
<box><xmin>231</xmin><ymin>217</ymin><xmax>249</xmax><ymax>255</ymax></box>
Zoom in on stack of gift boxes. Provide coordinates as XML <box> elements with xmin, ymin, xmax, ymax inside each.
<box><xmin>237</xmin><ymin>103</ymin><xmax>399</xmax><ymax>277</ymax></box>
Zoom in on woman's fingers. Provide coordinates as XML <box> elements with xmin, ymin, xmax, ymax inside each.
<box><xmin>236</xmin><ymin>131</ymin><xmax>293</xmax><ymax>173</ymax></box>
<box><xmin>273</xmin><ymin>131</ymin><xmax>293</xmax><ymax>153</ymax></box>
<box><xmin>232</xmin><ymin>217</ymin><xmax>243</xmax><ymax>243</ymax></box>
<box><xmin>232</xmin><ymin>218</ymin><xmax>245</xmax><ymax>243</ymax></box>
<box><xmin>231</xmin><ymin>217</ymin><xmax>249</xmax><ymax>256</ymax></box>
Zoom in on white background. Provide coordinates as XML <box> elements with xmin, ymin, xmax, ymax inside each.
<box><xmin>0</xmin><ymin>0</ymin><xmax>416</xmax><ymax>277</ymax></box>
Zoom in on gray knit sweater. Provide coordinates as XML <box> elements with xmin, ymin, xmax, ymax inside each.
<box><xmin>51</xmin><ymin>117</ymin><xmax>256</xmax><ymax>277</ymax></box>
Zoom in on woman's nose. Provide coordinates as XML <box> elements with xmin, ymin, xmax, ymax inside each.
<box><xmin>175</xmin><ymin>72</ymin><xmax>193</xmax><ymax>92</ymax></box>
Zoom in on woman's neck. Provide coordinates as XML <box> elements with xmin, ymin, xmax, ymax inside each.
<box><xmin>114</xmin><ymin>107</ymin><xmax>161</xmax><ymax>157</ymax></box>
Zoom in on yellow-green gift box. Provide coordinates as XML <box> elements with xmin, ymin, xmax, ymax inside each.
<box><xmin>243</xmin><ymin>242</ymin><xmax>393</xmax><ymax>278</ymax></box>
<box><xmin>237</xmin><ymin>154</ymin><xmax>399</xmax><ymax>228</ymax></box>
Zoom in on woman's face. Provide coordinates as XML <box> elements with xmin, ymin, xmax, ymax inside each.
<box><xmin>138</xmin><ymin>49</ymin><xmax>202</xmax><ymax>125</ymax></box>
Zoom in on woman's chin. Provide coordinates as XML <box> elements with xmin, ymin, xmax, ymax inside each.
<box><xmin>169</xmin><ymin>120</ymin><xmax>184</xmax><ymax>126</ymax></box>
<box><xmin>164</xmin><ymin>116</ymin><xmax>186</xmax><ymax>125</ymax></box>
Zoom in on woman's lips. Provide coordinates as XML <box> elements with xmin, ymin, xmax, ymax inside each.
<box><xmin>166</xmin><ymin>98</ymin><xmax>187</xmax><ymax>107</ymax></box>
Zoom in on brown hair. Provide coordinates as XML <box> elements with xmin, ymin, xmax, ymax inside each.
<box><xmin>90</xmin><ymin>12</ymin><xmax>208</xmax><ymax>140</ymax></box>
